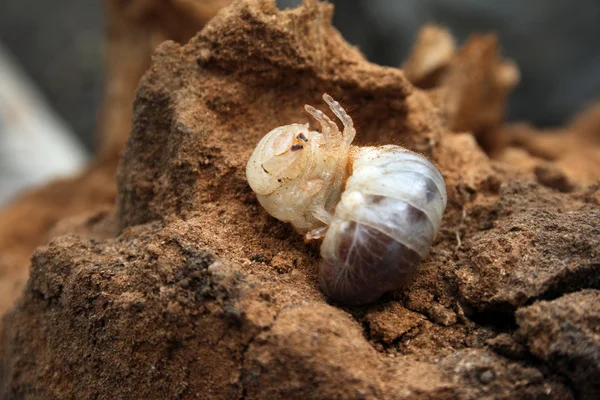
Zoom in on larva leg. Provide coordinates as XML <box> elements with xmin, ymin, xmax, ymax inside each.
<box><xmin>311</xmin><ymin>205</ymin><xmax>333</xmax><ymax>225</ymax></box>
<box><xmin>305</xmin><ymin>226</ymin><xmax>328</xmax><ymax>241</ymax></box>
<box><xmin>305</xmin><ymin>204</ymin><xmax>332</xmax><ymax>241</ymax></box>
<box><xmin>304</xmin><ymin>104</ymin><xmax>342</xmax><ymax>147</ymax></box>
<box><xmin>323</xmin><ymin>94</ymin><xmax>356</xmax><ymax>146</ymax></box>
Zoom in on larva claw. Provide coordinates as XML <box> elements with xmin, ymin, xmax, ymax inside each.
<box><xmin>312</xmin><ymin>205</ymin><xmax>333</xmax><ymax>225</ymax></box>
<box><xmin>322</xmin><ymin>93</ymin><xmax>355</xmax><ymax>145</ymax></box>
<box><xmin>305</xmin><ymin>226</ymin><xmax>328</xmax><ymax>241</ymax></box>
<box><xmin>304</xmin><ymin>104</ymin><xmax>341</xmax><ymax>147</ymax></box>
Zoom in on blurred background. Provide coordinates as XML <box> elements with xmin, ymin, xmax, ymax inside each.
<box><xmin>1</xmin><ymin>0</ymin><xmax>599</xmax><ymax>204</ymax></box>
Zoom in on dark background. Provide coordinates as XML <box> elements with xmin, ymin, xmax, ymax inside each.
<box><xmin>1</xmin><ymin>0</ymin><xmax>599</xmax><ymax>152</ymax></box>
<box><xmin>0</xmin><ymin>0</ymin><xmax>104</xmax><ymax>151</ymax></box>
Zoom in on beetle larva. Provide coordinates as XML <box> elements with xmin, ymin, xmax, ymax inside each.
<box><xmin>246</xmin><ymin>94</ymin><xmax>447</xmax><ymax>305</ymax></box>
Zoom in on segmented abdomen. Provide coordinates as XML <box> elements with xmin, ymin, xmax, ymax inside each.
<box><xmin>320</xmin><ymin>145</ymin><xmax>447</xmax><ymax>305</ymax></box>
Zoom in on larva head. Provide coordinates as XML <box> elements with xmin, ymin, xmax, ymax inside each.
<box><xmin>246</xmin><ymin>123</ymin><xmax>314</xmax><ymax>196</ymax></box>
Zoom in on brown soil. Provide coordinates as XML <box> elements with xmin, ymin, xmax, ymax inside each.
<box><xmin>403</xmin><ymin>25</ymin><xmax>519</xmax><ymax>155</ymax></box>
<box><xmin>0</xmin><ymin>0</ymin><xmax>228</xmax><ymax>318</ymax></box>
<box><xmin>498</xmin><ymin>104</ymin><xmax>600</xmax><ymax>190</ymax></box>
<box><xmin>1</xmin><ymin>1</ymin><xmax>599</xmax><ymax>399</ymax></box>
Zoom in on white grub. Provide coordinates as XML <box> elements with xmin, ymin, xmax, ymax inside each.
<box><xmin>246</xmin><ymin>94</ymin><xmax>447</xmax><ymax>305</ymax></box>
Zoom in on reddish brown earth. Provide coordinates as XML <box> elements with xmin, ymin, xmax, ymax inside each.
<box><xmin>403</xmin><ymin>24</ymin><xmax>519</xmax><ymax>155</ymax></box>
<box><xmin>1</xmin><ymin>1</ymin><xmax>599</xmax><ymax>399</ymax></box>
<box><xmin>0</xmin><ymin>0</ymin><xmax>228</xmax><ymax>319</ymax></box>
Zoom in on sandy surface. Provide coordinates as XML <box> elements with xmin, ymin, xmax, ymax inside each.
<box><xmin>0</xmin><ymin>1</ymin><xmax>599</xmax><ymax>399</ymax></box>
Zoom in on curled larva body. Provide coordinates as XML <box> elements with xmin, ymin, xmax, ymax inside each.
<box><xmin>246</xmin><ymin>94</ymin><xmax>447</xmax><ymax>305</ymax></box>
<box><xmin>319</xmin><ymin>145</ymin><xmax>447</xmax><ymax>305</ymax></box>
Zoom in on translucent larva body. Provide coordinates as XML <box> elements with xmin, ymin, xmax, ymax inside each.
<box><xmin>320</xmin><ymin>146</ymin><xmax>447</xmax><ymax>304</ymax></box>
<box><xmin>246</xmin><ymin>94</ymin><xmax>447</xmax><ymax>305</ymax></box>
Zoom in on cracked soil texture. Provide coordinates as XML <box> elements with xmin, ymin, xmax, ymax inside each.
<box><xmin>1</xmin><ymin>1</ymin><xmax>599</xmax><ymax>399</ymax></box>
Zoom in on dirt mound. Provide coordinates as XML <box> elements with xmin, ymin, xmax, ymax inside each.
<box><xmin>0</xmin><ymin>0</ymin><xmax>228</xmax><ymax>319</ymax></box>
<box><xmin>403</xmin><ymin>24</ymin><xmax>519</xmax><ymax>154</ymax></box>
<box><xmin>403</xmin><ymin>24</ymin><xmax>600</xmax><ymax>190</ymax></box>
<box><xmin>499</xmin><ymin>104</ymin><xmax>600</xmax><ymax>190</ymax></box>
<box><xmin>1</xmin><ymin>0</ymin><xmax>599</xmax><ymax>399</ymax></box>
<box><xmin>516</xmin><ymin>289</ymin><xmax>600</xmax><ymax>399</ymax></box>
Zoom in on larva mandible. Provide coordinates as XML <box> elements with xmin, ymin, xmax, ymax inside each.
<box><xmin>246</xmin><ymin>94</ymin><xmax>447</xmax><ymax>305</ymax></box>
